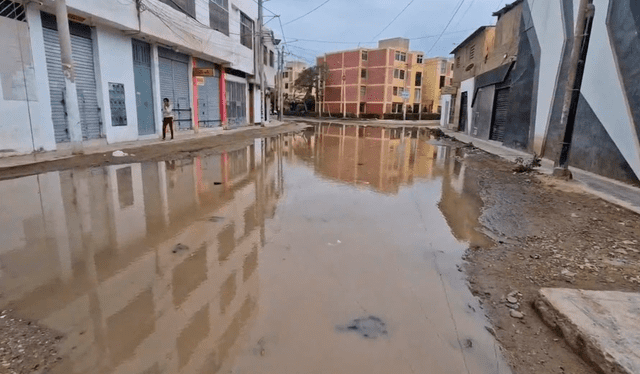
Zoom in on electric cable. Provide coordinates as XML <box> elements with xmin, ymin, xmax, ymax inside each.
<box><xmin>283</xmin><ymin>0</ymin><xmax>331</xmax><ymax>26</ymax></box>
<box><xmin>371</xmin><ymin>0</ymin><xmax>414</xmax><ymax>42</ymax></box>
<box><xmin>427</xmin><ymin>0</ymin><xmax>466</xmax><ymax>54</ymax></box>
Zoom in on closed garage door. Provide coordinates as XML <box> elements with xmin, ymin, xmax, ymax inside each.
<box><xmin>42</xmin><ymin>13</ymin><xmax>101</xmax><ymax>143</ymax></box>
<box><xmin>158</xmin><ymin>47</ymin><xmax>192</xmax><ymax>131</ymax></box>
<box><xmin>195</xmin><ymin>60</ymin><xmax>221</xmax><ymax>128</ymax></box>
<box><xmin>490</xmin><ymin>88</ymin><xmax>510</xmax><ymax>142</ymax></box>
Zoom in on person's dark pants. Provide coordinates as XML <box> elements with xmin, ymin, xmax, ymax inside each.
<box><xmin>163</xmin><ymin>117</ymin><xmax>174</xmax><ymax>139</ymax></box>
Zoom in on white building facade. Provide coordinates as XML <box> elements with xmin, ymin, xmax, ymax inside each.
<box><xmin>0</xmin><ymin>0</ymin><xmax>277</xmax><ymax>156</ymax></box>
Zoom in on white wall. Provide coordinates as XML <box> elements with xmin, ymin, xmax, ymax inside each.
<box><xmin>0</xmin><ymin>6</ymin><xmax>56</xmax><ymax>154</ymax></box>
<box><xmin>579</xmin><ymin>0</ymin><xmax>640</xmax><ymax>177</ymax></box>
<box><xmin>460</xmin><ymin>78</ymin><xmax>475</xmax><ymax>134</ymax></box>
<box><xmin>61</xmin><ymin>0</ymin><xmax>256</xmax><ymax>75</ymax></box>
<box><xmin>527</xmin><ymin>0</ymin><xmax>566</xmax><ymax>154</ymax></box>
<box><xmin>440</xmin><ymin>94</ymin><xmax>452</xmax><ymax>127</ymax></box>
<box><xmin>94</xmin><ymin>26</ymin><xmax>139</xmax><ymax>143</ymax></box>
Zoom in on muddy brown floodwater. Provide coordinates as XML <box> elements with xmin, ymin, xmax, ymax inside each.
<box><xmin>0</xmin><ymin>124</ymin><xmax>511</xmax><ymax>374</ymax></box>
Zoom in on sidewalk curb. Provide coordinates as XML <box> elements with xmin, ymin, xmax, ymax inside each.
<box><xmin>0</xmin><ymin>121</ymin><xmax>300</xmax><ymax>177</ymax></box>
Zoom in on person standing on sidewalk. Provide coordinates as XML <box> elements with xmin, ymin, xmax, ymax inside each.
<box><xmin>162</xmin><ymin>98</ymin><xmax>174</xmax><ymax>140</ymax></box>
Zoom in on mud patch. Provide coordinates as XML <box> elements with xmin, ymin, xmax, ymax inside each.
<box><xmin>0</xmin><ymin>310</ymin><xmax>62</xmax><ymax>374</ymax></box>
<box><xmin>336</xmin><ymin>316</ymin><xmax>388</xmax><ymax>339</ymax></box>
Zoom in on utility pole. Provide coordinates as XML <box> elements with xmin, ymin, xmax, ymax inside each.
<box><xmin>553</xmin><ymin>0</ymin><xmax>595</xmax><ymax>178</ymax></box>
<box><xmin>55</xmin><ymin>0</ymin><xmax>83</xmax><ymax>154</ymax></box>
<box><xmin>257</xmin><ymin>0</ymin><xmax>265</xmax><ymax>125</ymax></box>
<box><xmin>342</xmin><ymin>73</ymin><xmax>346</xmax><ymax>118</ymax></box>
<box><xmin>278</xmin><ymin>46</ymin><xmax>284</xmax><ymax>121</ymax></box>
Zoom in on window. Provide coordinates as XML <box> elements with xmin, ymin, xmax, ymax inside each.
<box><xmin>414</xmin><ymin>88</ymin><xmax>421</xmax><ymax>101</ymax></box>
<box><xmin>469</xmin><ymin>44</ymin><xmax>476</xmax><ymax>60</ymax></box>
<box><xmin>283</xmin><ymin>71</ymin><xmax>289</xmax><ymax>78</ymax></box>
<box><xmin>393</xmin><ymin>69</ymin><xmax>399</xmax><ymax>79</ymax></box>
<box><xmin>359</xmin><ymin>103</ymin><xmax>366</xmax><ymax>112</ymax></box>
<box><xmin>456</xmin><ymin>56</ymin><xmax>461</xmax><ymax>68</ymax></box>
<box><xmin>360</xmin><ymin>86</ymin><xmax>366</xmax><ymax>97</ymax></box>
<box><xmin>415</xmin><ymin>72</ymin><xmax>422</xmax><ymax>86</ymax></box>
<box><xmin>440</xmin><ymin>61</ymin><xmax>446</xmax><ymax>74</ymax></box>
<box><xmin>399</xmin><ymin>70</ymin><xmax>405</xmax><ymax>80</ymax></box>
<box><xmin>417</xmin><ymin>55</ymin><xmax>423</xmax><ymax>64</ymax></box>
<box><xmin>395</xmin><ymin>51</ymin><xmax>406</xmax><ymax>62</ymax></box>
<box><xmin>361</xmin><ymin>69</ymin><xmax>367</xmax><ymax>79</ymax></box>
<box><xmin>270</xmin><ymin>51</ymin><xmax>274</xmax><ymax>67</ymax></box>
<box><xmin>161</xmin><ymin>0</ymin><xmax>196</xmax><ymax>18</ymax></box>
<box><xmin>285</xmin><ymin>83</ymin><xmax>289</xmax><ymax>89</ymax></box>
<box><xmin>393</xmin><ymin>87</ymin><xmax>398</xmax><ymax>96</ymax></box>
<box><xmin>0</xmin><ymin>0</ymin><xmax>26</xmax><ymax>21</ymax></box>
<box><xmin>392</xmin><ymin>103</ymin><xmax>403</xmax><ymax>113</ymax></box>
<box><xmin>439</xmin><ymin>76</ymin><xmax>446</xmax><ymax>89</ymax></box>
<box><xmin>240</xmin><ymin>12</ymin><xmax>253</xmax><ymax>49</ymax></box>
<box><xmin>451</xmin><ymin>63</ymin><xmax>454</xmax><ymax>71</ymax></box>
<box><xmin>263</xmin><ymin>46</ymin><xmax>268</xmax><ymax>65</ymax></box>
<box><xmin>209</xmin><ymin>0</ymin><xmax>229</xmax><ymax>35</ymax></box>
<box><xmin>362</xmin><ymin>50</ymin><xmax>368</xmax><ymax>61</ymax></box>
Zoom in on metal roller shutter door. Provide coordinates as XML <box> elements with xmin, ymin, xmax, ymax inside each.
<box><xmin>158</xmin><ymin>47</ymin><xmax>192</xmax><ymax>131</ymax></box>
<box><xmin>197</xmin><ymin>62</ymin><xmax>220</xmax><ymax>128</ymax></box>
<box><xmin>490</xmin><ymin>88</ymin><xmax>510</xmax><ymax>142</ymax></box>
<box><xmin>43</xmin><ymin>26</ymin><xmax>101</xmax><ymax>142</ymax></box>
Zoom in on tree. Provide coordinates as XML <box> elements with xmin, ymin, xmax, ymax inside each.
<box><xmin>294</xmin><ymin>64</ymin><xmax>328</xmax><ymax>112</ymax></box>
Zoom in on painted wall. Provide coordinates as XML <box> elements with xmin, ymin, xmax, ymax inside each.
<box><xmin>62</xmin><ymin>0</ymin><xmax>256</xmax><ymax>75</ymax></box>
<box><xmin>94</xmin><ymin>26</ymin><xmax>139</xmax><ymax>143</ymax></box>
<box><xmin>0</xmin><ymin>6</ymin><xmax>56</xmax><ymax>154</ymax></box>
<box><xmin>525</xmin><ymin>0</ymin><xmax>640</xmax><ymax>183</ymax></box>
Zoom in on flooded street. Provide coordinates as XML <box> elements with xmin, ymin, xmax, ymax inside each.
<box><xmin>0</xmin><ymin>124</ymin><xmax>510</xmax><ymax>374</ymax></box>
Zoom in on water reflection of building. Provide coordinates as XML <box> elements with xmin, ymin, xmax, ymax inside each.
<box><xmin>438</xmin><ymin>148</ymin><xmax>493</xmax><ymax>248</ymax></box>
<box><xmin>0</xmin><ymin>140</ymin><xmax>284</xmax><ymax>374</ymax></box>
<box><xmin>294</xmin><ymin>123</ymin><xmax>444</xmax><ymax>194</ymax></box>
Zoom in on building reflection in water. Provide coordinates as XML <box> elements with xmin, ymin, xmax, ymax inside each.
<box><xmin>0</xmin><ymin>125</ymin><xmax>492</xmax><ymax>374</ymax></box>
<box><xmin>290</xmin><ymin>123</ymin><xmax>491</xmax><ymax>247</ymax></box>
<box><xmin>0</xmin><ymin>138</ymin><xmax>284</xmax><ymax>374</ymax></box>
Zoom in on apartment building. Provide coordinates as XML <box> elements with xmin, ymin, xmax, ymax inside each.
<box><xmin>279</xmin><ymin>60</ymin><xmax>309</xmax><ymax>105</ymax></box>
<box><xmin>422</xmin><ymin>57</ymin><xmax>454</xmax><ymax>113</ymax></box>
<box><xmin>317</xmin><ymin>38</ymin><xmax>425</xmax><ymax>117</ymax></box>
<box><xmin>0</xmin><ymin>0</ymin><xmax>276</xmax><ymax>156</ymax></box>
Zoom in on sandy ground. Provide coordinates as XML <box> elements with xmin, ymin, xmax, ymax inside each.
<box><xmin>0</xmin><ymin>310</ymin><xmax>61</xmax><ymax>374</ymax></box>
<box><xmin>459</xmin><ymin>146</ymin><xmax>640</xmax><ymax>374</ymax></box>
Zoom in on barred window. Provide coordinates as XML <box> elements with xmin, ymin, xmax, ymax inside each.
<box><xmin>160</xmin><ymin>0</ymin><xmax>196</xmax><ymax>18</ymax></box>
<box><xmin>240</xmin><ymin>12</ymin><xmax>253</xmax><ymax>49</ymax></box>
<box><xmin>0</xmin><ymin>0</ymin><xmax>26</xmax><ymax>21</ymax></box>
<box><xmin>209</xmin><ymin>0</ymin><xmax>229</xmax><ymax>36</ymax></box>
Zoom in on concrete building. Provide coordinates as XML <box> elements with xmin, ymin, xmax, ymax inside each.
<box><xmin>422</xmin><ymin>57</ymin><xmax>454</xmax><ymax>114</ymax></box>
<box><xmin>279</xmin><ymin>60</ymin><xmax>309</xmax><ymax>106</ymax></box>
<box><xmin>446</xmin><ymin>0</ymin><xmax>640</xmax><ymax>185</ymax></box>
<box><xmin>0</xmin><ymin>0</ymin><xmax>276</xmax><ymax>157</ymax></box>
<box><xmin>317</xmin><ymin>38</ymin><xmax>425</xmax><ymax>118</ymax></box>
<box><xmin>447</xmin><ymin>26</ymin><xmax>496</xmax><ymax>133</ymax></box>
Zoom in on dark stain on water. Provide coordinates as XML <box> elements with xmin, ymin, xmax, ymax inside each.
<box><xmin>337</xmin><ymin>316</ymin><xmax>388</xmax><ymax>339</ymax></box>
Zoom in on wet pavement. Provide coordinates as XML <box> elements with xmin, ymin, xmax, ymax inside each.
<box><xmin>0</xmin><ymin>123</ymin><xmax>510</xmax><ymax>374</ymax></box>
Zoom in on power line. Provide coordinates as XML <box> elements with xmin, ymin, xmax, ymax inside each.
<box><xmin>453</xmin><ymin>0</ymin><xmax>477</xmax><ymax>30</ymax></box>
<box><xmin>283</xmin><ymin>0</ymin><xmax>331</xmax><ymax>26</ymax></box>
<box><xmin>282</xmin><ymin>28</ymin><xmax>475</xmax><ymax>46</ymax></box>
<box><xmin>427</xmin><ymin>0</ymin><xmax>466</xmax><ymax>54</ymax></box>
<box><xmin>370</xmin><ymin>0</ymin><xmax>414</xmax><ymax>42</ymax></box>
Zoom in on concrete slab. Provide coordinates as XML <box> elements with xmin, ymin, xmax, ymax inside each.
<box><xmin>535</xmin><ymin>288</ymin><xmax>640</xmax><ymax>374</ymax></box>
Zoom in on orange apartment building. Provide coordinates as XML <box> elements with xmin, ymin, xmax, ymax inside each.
<box><xmin>317</xmin><ymin>38</ymin><xmax>425</xmax><ymax>117</ymax></box>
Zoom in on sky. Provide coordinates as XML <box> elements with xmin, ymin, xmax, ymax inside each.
<box><xmin>262</xmin><ymin>0</ymin><xmax>516</xmax><ymax>65</ymax></box>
